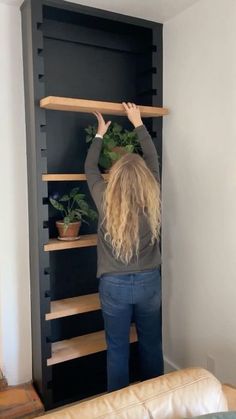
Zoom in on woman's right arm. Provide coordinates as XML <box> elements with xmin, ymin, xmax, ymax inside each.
<box><xmin>122</xmin><ymin>102</ymin><xmax>160</xmax><ymax>182</ymax></box>
<box><xmin>133</xmin><ymin>123</ymin><xmax>160</xmax><ymax>183</ymax></box>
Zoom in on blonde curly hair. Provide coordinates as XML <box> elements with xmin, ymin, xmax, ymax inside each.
<box><xmin>101</xmin><ymin>153</ymin><xmax>161</xmax><ymax>264</ymax></box>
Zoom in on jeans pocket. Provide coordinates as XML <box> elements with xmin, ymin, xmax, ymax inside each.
<box><xmin>100</xmin><ymin>279</ymin><xmax>131</xmax><ymax>309</ymax></box>
<box><xmin>139</xmin><ymin>283</ymin><xmax>156</xmax><ymax>299</ymax></box>
<box><xmin>99</xmin><ymin>283</ymin><xmax>127</xmax><ymax>317</ymax></box>
<box><xmin>135</xmin><ymin>277</ymin><xmax>161</xmax><ymax>312</ymax></box>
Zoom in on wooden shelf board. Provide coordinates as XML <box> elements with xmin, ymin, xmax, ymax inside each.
<box><xmin>46</xmin><ymin>293</ymin><xmax>100</xmax><ymax>320</ymax></box>
<box><xmin>44</xmin><ymin>234</ymin><xmax>97</xmax><ymax>252</ymax></box>
<box><xmin>47</xmin><ymin>325</ymin><xmax>137</xmax><ymax>366</ymax></box>
<box><xmin>42</xmin><ymin>173</ymin><xmax>109</xmax><ymax>181</ymax></box>
<box><xmin>40</xmin><ymin>96</ymin><xmax>169</xmax><ymax>117</ymax></box>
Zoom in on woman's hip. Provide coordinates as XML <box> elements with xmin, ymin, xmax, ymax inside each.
<box><xmin>99</xmin><ymin>266</ymin><xmax>161</xmax><ymax>306</ymax></box>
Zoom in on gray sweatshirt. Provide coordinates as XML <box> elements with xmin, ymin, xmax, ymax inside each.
<box><xmin>84</xmin><ymin>123</ymin><xmax>161</xmax><ymax>278</ymax></box>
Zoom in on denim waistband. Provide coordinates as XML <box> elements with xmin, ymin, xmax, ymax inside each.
<box><xmin>100</xmin><ymin>266</ymin><xmax>160</xmax><ymax>284</ymax></box>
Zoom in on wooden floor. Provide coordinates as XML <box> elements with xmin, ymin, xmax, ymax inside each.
<box><xmin>0</xmin><ymin>382</ymin><xmax>44</xmax><ymax>418</ymax></box>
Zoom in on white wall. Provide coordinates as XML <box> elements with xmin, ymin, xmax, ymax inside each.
<box><xmin>0</xmin><ymin>2</ymin><xmax>32</xmax><ymax>384</ymax></box>
<box><xmin>163</xmin><ymin>0</ymin><xmax>236</xmax><ymax>383</ymax></box>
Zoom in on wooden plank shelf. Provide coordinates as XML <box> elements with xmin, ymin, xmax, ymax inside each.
<box><xmin>47</xmin><ymin>324</ymin><xmax>137</xmax><ymax>366</ymax></box>
<box><xmin>42</xmin><ymin>173</ymin><xmax>109</xmax><ymax>181</ymax></box>
<box><xmin>44</xmin><ymin>234</ymin><xmax>97</xmax><ymax>252</ymax></box>
<box><xmin>46</xmin><ymin>293</ymin><xmax>100</xmax><ymax>320</ymax></box>
<box><xmin>40</xmin><ymin>96</ymin><xmax>169</xmax><ymax>117</ymax></box>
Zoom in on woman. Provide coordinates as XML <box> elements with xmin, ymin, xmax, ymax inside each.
<box><xmin>84</xmin><ymin>102</ymin><xmax>163</xmax><ymax>392</ymax></box>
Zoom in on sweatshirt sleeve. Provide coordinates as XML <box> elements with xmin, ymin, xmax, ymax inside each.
<box><xmin>84</xmin><ymin>136</ymin><xmax>106</xmax><ymax>212</ymax></box>
<box><xmin>133</xmin><ymin>123</ymin><xmax>160</xmax><ymax>182</ymax></box>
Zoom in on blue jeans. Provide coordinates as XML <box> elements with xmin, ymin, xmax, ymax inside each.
<box><xmin>99</xmin><ymin>267</ymin><xmax>164</xmax><ymax>392</ymax></box>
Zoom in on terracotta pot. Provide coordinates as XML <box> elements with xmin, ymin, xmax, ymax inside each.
<box><xmin>56</xmin><ymin>220</ymin><xmax>81</xmax><ymax>240</ymax></box>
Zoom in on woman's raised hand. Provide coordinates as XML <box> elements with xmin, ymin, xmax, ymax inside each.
<box><xmin>92</xmin><ymin>111</ymin><xmax>111</xmax><ymax>137</ymax></box>
<box><xmin>122</xmin><ymin>102</ymin><xmax>143</xmax><ymax>128</ymax></box>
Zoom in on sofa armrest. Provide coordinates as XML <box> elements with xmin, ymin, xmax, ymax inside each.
<box><xmin>39</xmin><ymin>367</ymin><xmax>228</xmax><ymax>418</ymax></box>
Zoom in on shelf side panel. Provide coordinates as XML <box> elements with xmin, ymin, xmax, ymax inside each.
<box><xmin>21</xmin><ymin>0</ymin><xmax>52</xmax><ymax>408</ymax></box>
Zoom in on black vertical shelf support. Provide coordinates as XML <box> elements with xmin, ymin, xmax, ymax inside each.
<box><xmin>21</xmin><ymin>0</ymin><xmax>52</xmax><ymax>408</ymax></box>
<box><xmin>21</xmin><ymin>0</ymin><xmax>164</xmax><ymax>410</ymax></box>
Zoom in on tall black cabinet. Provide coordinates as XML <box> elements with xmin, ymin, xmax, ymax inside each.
<box><xmin>21</xmin><ymin>0</ymin><xmax>166</xmax><ymax>410</ymax></box>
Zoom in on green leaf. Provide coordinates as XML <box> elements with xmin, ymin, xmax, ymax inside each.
<box><xmin>70</xmin><ymin>187</ymin><xmax>80</xmax><ymax>198</ymax></box>
<box><xmin>78</xmin><ymin>200</ymin><xmax>89</xmax><ymax>211</ymax></box>
<box><xmin>99</xmin><ymin>154</ymin><xmax>111</xmax><ymax>169</ymax></box>
<box><xmin>63</xmin><ymin>216</ymin><xmax>71</xmax><ymax>231</ymax></box>
<box><xmin>88</xmin><ymin>209</ymin><xmax>98</xmax><ymax>220</ymax></box>
<box><xmin>85</xmin><ymin>125</ymin><xmax>98</xmax><ymax>143</ymax></box>
<box><xmin>73</xmin><ymin>193</ymin><xmax>86</xmax><ymax>202</ymax></box>
<box><xmin>107</xmin><ymin>151</ymin><xmax>120</xmax><ymax>161</ymax></box>
<box><xmin>125</xmin><ymin>144</ymin><xmax>134</xmax><ymax>152</ymax></box>
<box><xmin>74</xmin><ymin>210</ymin><xmax>82</xmax><ymax>220</ymax></box>
<box><xmin>103</xmin><ymin>148</ymin><xmax>111</xmax><ymax>157</ymax></box>
<box><xmin>84</xmin><ymin>126</ymin><xmax>94</xmax><ymax>134</ymax></box>
<box><xmin>49</xmin><ymin>198</ymin><xmax>65</xmax><ymax>212</ymax></box>
<box><xmin>59</xmin><ymin>194</ymin><xmax>70</xmax><ymax>202</ymax></box>
<box><xmin>62</xmin><ymin>210</ymin><xmax>75</xmax><ymax>222</ymax></box>
<box><xmin>75</xmin><ymin>208</ymin><xmax>87</xmax><ymax>217</ymax></box>
<box><xmin>112</xmin><ymin>122</ymin><xmax>122</xmax><ymax>133</ymax></box>
<box><xmin>107</xmin><ymin>139</ymin><xmax>117</xmax><ymax>150</ymax></box>
<box><xmin>102</xmin><ymin>136</ymin><xmax>116</xmax><ymax>149</ymax></box>
<box><xmin>86</xmin><ymin>135</ymin><xmax>92</xmax><ymax>143</ymax></box>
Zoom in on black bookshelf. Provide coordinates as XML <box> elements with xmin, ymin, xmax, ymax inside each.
<box><xmin>21</xmin><ymin>0</ymin><xmax>163</xmax><ymax>410</ymax></box>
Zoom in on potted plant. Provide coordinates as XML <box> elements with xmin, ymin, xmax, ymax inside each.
<box><xmin>49</xmin><ymin>187</ymin><xmax>98</xmax><ymax>241</ymax></box>
<box><xmin>85</xmin><ymin>121</ymin><xmax>141</xmax><ymax>171</ymax></box>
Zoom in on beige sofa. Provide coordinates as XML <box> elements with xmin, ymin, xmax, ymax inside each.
<box><xmin>39</xmin><ymin>367</ymin><xmax>228</xmax><ymax>418</ymax></box>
